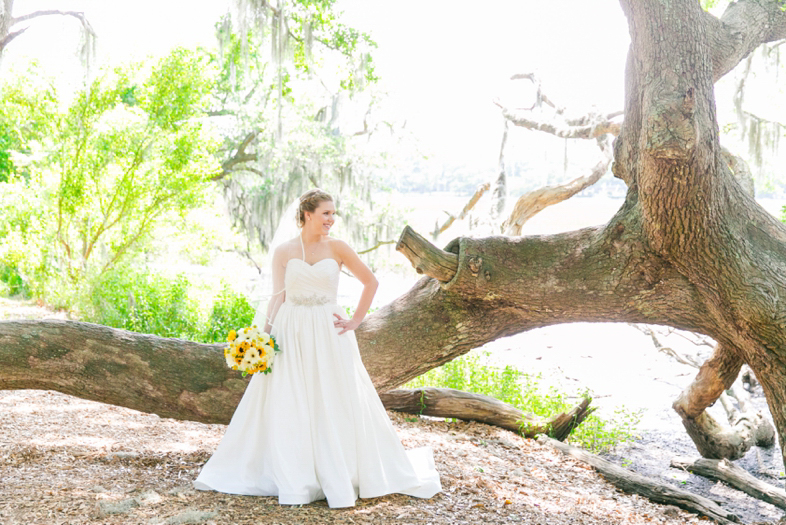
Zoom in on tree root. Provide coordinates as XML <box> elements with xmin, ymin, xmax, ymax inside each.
<box><xmin>671</xmin><ymin>342</ymin><xmax>774</xmax><ymax>460</ymax></box>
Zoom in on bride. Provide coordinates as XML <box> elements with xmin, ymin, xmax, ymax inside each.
<box><xmin>194</xmin><ymin>189</ymin><xmax>442</xmax><ymax>508</ymax></box>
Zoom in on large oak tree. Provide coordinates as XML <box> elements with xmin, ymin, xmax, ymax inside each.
<box><xmin>362</xmin><ymin>0</ymin><xmax>786</xmax><ymax>464</ymax></box>
<box><xmin>3</xmin><ymin>0</ymin><xmax>786</xmax><ymax>473</ymax></box>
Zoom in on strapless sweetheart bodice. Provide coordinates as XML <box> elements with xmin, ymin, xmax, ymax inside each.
<box><xmin>284</xmin><ymin>258</ymin><xmax>340</xmax><ymax>306</ymax></box>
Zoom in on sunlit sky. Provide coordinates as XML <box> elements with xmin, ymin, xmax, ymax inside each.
<box><xmin>3</xmin><ymin>0</ymin><xmax>631</xmax><ymax>168</ymax></box>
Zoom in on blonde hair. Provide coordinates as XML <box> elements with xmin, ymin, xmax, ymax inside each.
<box><xmin>296</xmin><ymin>189</ymin><xmax>333</xmax><ymax>227</ymax></box>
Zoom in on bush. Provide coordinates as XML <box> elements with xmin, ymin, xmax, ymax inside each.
<box><xmin>82</xmin><ymin>266</ymin><xmax>258</xmax><ymax>344</ymax></box>
<box><xmin>405</xmin><ymin>351</ymin><xmax>641</xmax><ymax>454</ymax></box>
<box><xmin>200</xmin><ymin>284</ymin><xmax>256</xmax><ymax>343</ymax></box>
<box><xmin>86</xmin><ymin>267</ymin><xmax>201</xmax><ymax>339</ymax></box>
<box><xmin>0</xmin><ymin>263</ymin><xmax>30</xmax><ymax>298</ymax></box>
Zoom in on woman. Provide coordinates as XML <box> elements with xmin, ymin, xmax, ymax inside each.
<box><xmin>194</xmin><ymin>189</ymin><xmax>441</xmax><ymax>508</ymax></box>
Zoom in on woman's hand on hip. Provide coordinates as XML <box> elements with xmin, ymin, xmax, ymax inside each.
<box><xmin>333</xmin><ymin>313</ymin><xmax>360</xmax><ymax>335</ymax></box>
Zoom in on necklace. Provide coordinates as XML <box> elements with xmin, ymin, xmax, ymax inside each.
<box><xmin>301</xmin><ymin>236</ymin><xmax>319</xmax><ymax>255</ymax></box>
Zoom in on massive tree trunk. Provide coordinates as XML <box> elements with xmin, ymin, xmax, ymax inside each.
<box><xmin>358</xmin><ymin>0</ymin><xmax>786</xmax><ymax>465</ymax></box>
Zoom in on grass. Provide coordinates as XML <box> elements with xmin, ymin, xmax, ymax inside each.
<box><xmin>404</xmin><ymin>350</ymin><xmax>641</xmax><ymax>454</ymax></box>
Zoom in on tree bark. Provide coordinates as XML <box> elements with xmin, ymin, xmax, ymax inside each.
<box><xmin>396</xmin><ymin>226</ymin><xmax>458</xmax><ymax>282</ymax></box>
<box><xmin>615</xmin><ymin>0</ymin><xmax>786</xmax><ymax>468</ymax></box>
<box><xmin>378</xmin><ymin>388</ymin><xmax>593</xmax><ymax>441</ymax></box>
<box><xmin>0</xmin><ymin>320</ymin><xmax>245</xmax><ymax>425</ymax></box>
<box><xmin>359</xmin><ymin>199</ymin><xmax>712</xmax><ymax>392</ymax></box>
<box><xmin>1</xmin><ymin>320</ymin><xmax>596</xmax><ymax>440</ymax></box>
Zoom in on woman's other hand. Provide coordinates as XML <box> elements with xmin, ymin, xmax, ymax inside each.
<box><xmin>333</xmin><ymin>313</ymin><xmax>360</xmax><ymax>335</ymax></box>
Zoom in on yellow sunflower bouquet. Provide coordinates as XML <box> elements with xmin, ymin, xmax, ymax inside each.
<box><xmin>224</xmin><ymin>326</ymin><xmax>280</xmax><ymax>377</ymax></box>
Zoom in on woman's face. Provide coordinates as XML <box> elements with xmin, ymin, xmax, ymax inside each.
<box><xmin>306</xmin><ymin>200</ymin><xmax>335</xmax><ymax>235</ymax></box>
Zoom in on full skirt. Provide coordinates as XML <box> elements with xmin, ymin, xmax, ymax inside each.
<box><xmin>193</xmin><ymin>301</ymin><xmax>441</xmax><ymax>508</ymax></box>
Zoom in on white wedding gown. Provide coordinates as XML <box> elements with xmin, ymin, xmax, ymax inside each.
<box><xmin>193</xmin><ymin>247</ymin><xmax>441</xmax><ymax>508</ymax></box>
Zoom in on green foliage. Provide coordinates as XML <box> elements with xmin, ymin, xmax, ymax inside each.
<box><xmin>0</xmin><ymin>174</ymin><xmax>52</xmax><ymax>299</ymax></box>
<box><xmin>0</xmin><ymin>263</ymin><xmax>30</xmax><ymax>298</ymax></box>
<box><xmin>0</xmin><ymin>70</ymin><xmax>59</xmax><ymax>183</ymax></box>
<box><xmin>570</xmin><ymin>405</ymin><xmax>641</xmax><ymax>454</ymax></box>
<box><xmin>0</xmin><ymin>51</ymin><xmax>220</xmax><ymax>302</ymax></box>
<box><xmin>201</xmin><ymin>284</ymin><xmax>257</xmax><ymax>343</ymax></box>
<box><xmin>86</xmin><ymin>267</ymin><xmax>201</xmax><ymax>339</ymax></box>
<box><xmin>0</xmin><ymin>123</ymin><xmax>15</xmax><ymax>183</ymax></box>
<box><xmin>52</xmin><ymin>49</ymin><xmax>218</xmax><ymax>281</ymax></box>
<box><xmin>82</xmin><ymin>267</ymin><xmax>256</xmax><ymax>343</ymax></box>
<box><xmin>405</xmin><ymin>351</ymin><xmax>641</xmax><ymax>454</ymax></box>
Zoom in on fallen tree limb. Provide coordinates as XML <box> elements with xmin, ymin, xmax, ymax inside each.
<box><xmin>379</xmin><ymin>387</ymin><xmax>593</xmax><ymax>441</ymax></box>
<box><xmin>671</xmin><ymin>456</ymin><xmax>786</xmax><ymax>510</ymax></box>
<box><xmin>538</xmin><ymin>436</ymin><xmax>740</xmax><ymax>524</ymax></box>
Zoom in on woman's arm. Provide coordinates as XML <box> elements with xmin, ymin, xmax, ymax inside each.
<box><xmin>262</xmin><ymin>246</ymin><xmax>288</xmax><ymax>333</ymax></box>
<box><xmin>333</xmin><ymin>239</ymin><xmax>378</xmax><ymax>335</ymax></box>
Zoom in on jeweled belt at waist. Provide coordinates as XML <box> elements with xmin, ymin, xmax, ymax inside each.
<box><xmin>287</xmin><ymin>293</ymin><xmax>334</xmax><ymax>306</ymax></box>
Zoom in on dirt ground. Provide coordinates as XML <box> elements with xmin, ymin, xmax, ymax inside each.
<box><xmin>1</xmin><ymin>389</ymin><xmax>712</xmax><ymax>525</ymax></box>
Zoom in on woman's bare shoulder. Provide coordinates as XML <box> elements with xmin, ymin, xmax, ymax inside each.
<box><xmin>326</xmin><ymin>237</ymin><xmax>352</xmax><ymax>253</ymax></box>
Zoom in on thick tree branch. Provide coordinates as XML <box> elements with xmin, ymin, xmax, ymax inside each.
<box><xmin>360</xmin><ymin>200</ymin><xmax>714</xmax><ymax>391</ymax></box>
<box><xmin>0</xmin><ymin>320</ymin><xmax>240</xmax><ymax>425</ymax></box>
<box><xmin>708</xmin><ymin>0</ymin><xmax>786</xmax><ymax>82</ymax></box>
<box><xmin>396</xmin><ymin>225</ymin><xmax>458</xmax><ymax>282</ymax></box>
<box><xmin>674</xmin><ymin>343</ymin><xmax>743</xmax><ymax>420</ymax></box>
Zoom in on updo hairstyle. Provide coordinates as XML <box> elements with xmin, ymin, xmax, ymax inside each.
<box><xmin>296</xmin><ymin>189</ymin><xmax>333</xmax><ymax>228</ymax></box>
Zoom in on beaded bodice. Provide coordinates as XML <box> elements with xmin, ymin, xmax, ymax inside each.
<box><xmin>284</xmin><ymin>238</ymin><xmax>340</xmax><ymax>306</ymax></box>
